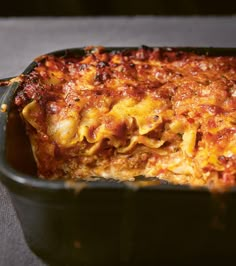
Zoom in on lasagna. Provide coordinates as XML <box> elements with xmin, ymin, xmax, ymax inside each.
<box><xmin>15</xmin><ymin>46</ymin><xmax>236</xmax><ymax>187</ymax></box>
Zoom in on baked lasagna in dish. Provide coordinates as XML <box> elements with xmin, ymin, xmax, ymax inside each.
<box><xmin>15</xmin><ymin>46</ymin><xmax>236</xmax><ymax>187</ymax></box>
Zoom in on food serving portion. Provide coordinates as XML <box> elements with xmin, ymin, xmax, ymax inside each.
<box><xmin>14</xmin><ymin>46</ymin><xmax>236</xmax><ymax>187</ymax></box>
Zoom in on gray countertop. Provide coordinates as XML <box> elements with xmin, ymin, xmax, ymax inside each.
<box><xmin>0</xmin><ymin>16</ymin><xmax>236</xmax><ymax>266</ymax></box>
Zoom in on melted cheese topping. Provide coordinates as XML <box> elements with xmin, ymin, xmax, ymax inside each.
<box><xmin>15</xmin><ymin>47</ymin><xmax>236</xmax><ymax>187</ymax></box>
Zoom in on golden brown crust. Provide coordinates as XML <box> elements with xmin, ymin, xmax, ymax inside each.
<box><xmin>15</xmin><ymin>47</ymin><xmax>236</xmax><ymax>187</ymax></box>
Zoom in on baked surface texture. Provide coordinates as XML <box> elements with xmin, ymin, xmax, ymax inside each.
<box><xmin>15</xmin><ymin>47</ymin><xmax>236</xmax><ymax>187</ymax></box>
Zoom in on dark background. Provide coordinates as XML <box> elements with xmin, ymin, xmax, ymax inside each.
<box><xmin>2</xmin><ymin>0</ymin><xmax>236</xmax><ymax>16</ymax></box>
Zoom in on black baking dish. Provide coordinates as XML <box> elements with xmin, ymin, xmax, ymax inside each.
<box><xmin>1</xmin><ymin>47</ymin><xmax>236</xmax><ymax>266</ymax></box>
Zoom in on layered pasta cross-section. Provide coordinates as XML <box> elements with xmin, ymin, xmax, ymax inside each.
<box><xmin>15</xmin><ymin>47</ymin><xmax>236</xmax><ymax>187</ymax></box>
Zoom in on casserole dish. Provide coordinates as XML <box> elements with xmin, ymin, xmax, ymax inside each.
<box><xmin>1</xmin><ymin>47</ymin><xmax>236</xmax><ymax>266</ymax></box>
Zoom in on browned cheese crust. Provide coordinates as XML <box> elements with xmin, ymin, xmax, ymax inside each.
<box><xmin>15</xmin><ymin>47</ymin><xmax>236</xmax><ymax>187</ymax></box>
